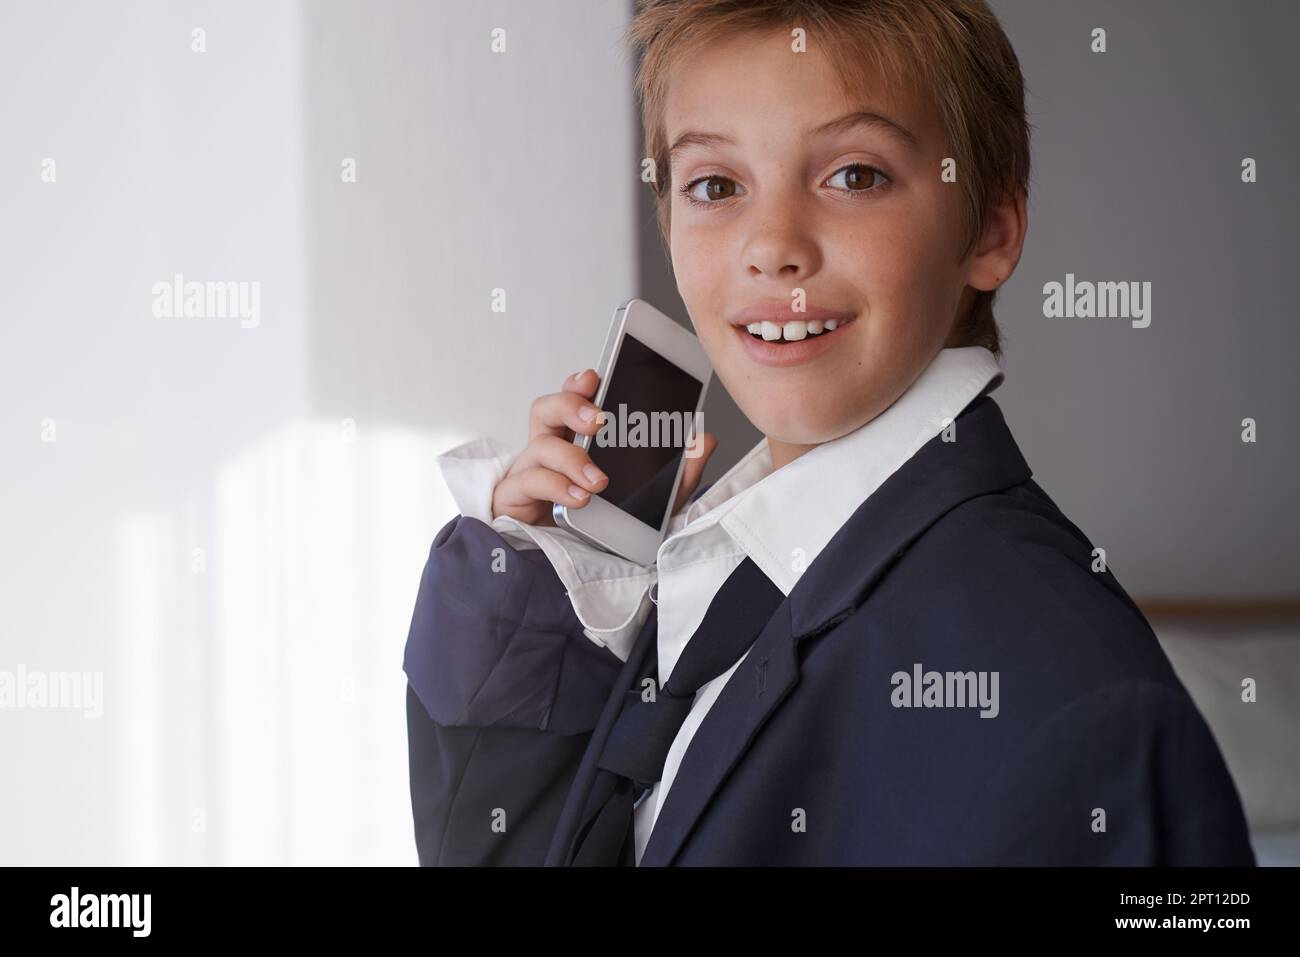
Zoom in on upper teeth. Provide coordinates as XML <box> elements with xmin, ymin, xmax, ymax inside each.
<box><xmin>747</xmin><ymin>319</ymin><xmax>840</xmax><ymax>340</ymax></box>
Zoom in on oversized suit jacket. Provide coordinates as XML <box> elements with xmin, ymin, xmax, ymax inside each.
<box><xmin>402</xmin><ymin>395</ymin><xmax>1255</xmax><ymax>866</ymax></box>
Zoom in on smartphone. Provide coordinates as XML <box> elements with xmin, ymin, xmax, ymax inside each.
<box><xmin>553</xmin><ymin>298</ymin><xmax>713</xmax><ymax>566</ymax></box>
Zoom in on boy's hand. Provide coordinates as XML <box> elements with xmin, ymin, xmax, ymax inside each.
<box><xmin>490</xmin><ymin>369</ymin><xmax>716</xmax><ymax>528</ymax></box>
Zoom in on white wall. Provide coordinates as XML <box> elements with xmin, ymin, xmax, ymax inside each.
<box><xmin>0</xmin><ymin>0</ymin><xmax>637</xmax><ymax>865</ymax></box>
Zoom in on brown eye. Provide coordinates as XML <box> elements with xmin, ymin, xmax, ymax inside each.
<box><xmin>828</xmin><ymin>163</ymin><xmax>888</xmax><ymax>194</ymax></box>
<box><xmin>704</xmin><ymin>177</ymin><xmax>734</xmax><ymax>200</ymax></box>
<box><xmin>682</xmin><ymin>175</ymin><xmax>740</xmax><ymax>204</ymax></box>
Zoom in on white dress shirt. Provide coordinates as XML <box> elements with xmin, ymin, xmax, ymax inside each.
<box><xmin>435</xmin><ymin>345</ymin><xmax>1004</xmax><ymax>864</ymax></box>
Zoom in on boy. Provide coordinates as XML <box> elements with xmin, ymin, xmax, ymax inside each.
<box><xmin>403</xmin><ymin>0</ymin><xmax>1254</xmax><ymax>865</ymax></box>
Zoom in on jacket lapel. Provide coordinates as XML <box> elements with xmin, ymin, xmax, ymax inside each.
<box><xmin>639</xmin><ymin>395</ymin><xmax>1033</xmax><ymax>865</ymax></box>
<box><xmin>637</xmin><ymin>598</ymin><xmax>798</xmax><ymax>865</ymax></box>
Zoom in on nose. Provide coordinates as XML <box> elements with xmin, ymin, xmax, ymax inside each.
<box><xmin>743</xmin><ymin>199</ymin><xmax>822</xmax><ymax>282</ymax></box>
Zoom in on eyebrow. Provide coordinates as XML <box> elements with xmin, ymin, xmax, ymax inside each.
<box><xmin>668</xmin><ymin>110</ymin><xmax>920</xmax><ymax>163</ymax></box>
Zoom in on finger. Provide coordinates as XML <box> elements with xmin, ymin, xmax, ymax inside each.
<box><xmin>561</xmin><ymin>368</ymin><xmax>601</xmax><ymax>400</ymax></box>
<box><xmin>554</xmin><ymin>369</ymin><xmax>602</xmax><ymax>441</ymax></box>
<box><xmin>528</xmin><ymin>389</ymin><xmax>606</xmax><ymax>442</ymax></box>
<box><xmin>497</xmin><ymin>466</ymin><xmax>596</xmax><ymax>517</ymax></box>
<box><xmin>513</xmin><ymin>433</ymin><xmax>609</xmax><ymax>493</ymax></box>
<box><xmin>671</xmin><ymin>432</ymin><xmax>718</xmax><ymax>514</ymax></box>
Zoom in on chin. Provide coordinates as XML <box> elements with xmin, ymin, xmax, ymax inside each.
<box><xmin>744</xmin><ymin>404</ymin><xmax>849</xmax><ymax>448</ymax></box>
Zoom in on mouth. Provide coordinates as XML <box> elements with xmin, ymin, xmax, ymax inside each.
<box><xmin>741</xmin><ymin>317</ymin><xmax>846</xmax><ymax>341</ymax></box>
<box><xmin>729</xmin><ymin>316</ymin><xmax>857</xmax><ymax>368</ymax></box>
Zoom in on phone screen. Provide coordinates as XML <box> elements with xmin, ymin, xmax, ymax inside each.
<box><xmin>587</xmin><ymin>333</ymin><xmax>705</xmax><ymax>530</ymax></box>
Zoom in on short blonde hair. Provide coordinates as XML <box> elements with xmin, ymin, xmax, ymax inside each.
<box><xmin>625</xmin><ymin>0</ymin><xmax>1032</xmax><ymax>355</ymax></box>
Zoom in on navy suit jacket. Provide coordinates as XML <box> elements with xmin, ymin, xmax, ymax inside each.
<box><xmin>403</xmin><ymin>395</ymin><xmax>1255</xmax><ymax>865</ymax></box>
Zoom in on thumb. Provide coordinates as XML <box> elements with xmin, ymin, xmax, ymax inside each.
<box><xmin>672</xmin><ymin>432</ymin><xmax>718</xmax><ymax>515</ymax></box>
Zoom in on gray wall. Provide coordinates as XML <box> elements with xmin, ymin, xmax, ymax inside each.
<box><xmin>636</xmin><ymin>0</ymin><xmax>1300</xmax><ymax>599</ymax></box>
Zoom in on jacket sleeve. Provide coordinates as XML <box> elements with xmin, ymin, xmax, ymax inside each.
<box><xmin>954</xmin><ymin>681</ymin><xmax>1257</xmax><ymax>865</ymax></box>
<box><xmin>403</xmin><ymin>514</ymin><xmax>625</xmax><ymax>865</ymax></box>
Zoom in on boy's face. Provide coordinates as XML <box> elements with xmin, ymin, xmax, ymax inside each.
<box><xmin>664</xmin><ymin>28</ymin><xmax>979</xmax><ymax>462</ymax></box>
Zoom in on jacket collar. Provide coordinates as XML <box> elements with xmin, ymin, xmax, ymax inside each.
<box><xmin>637</xmin><ymin>393</ymin><xmax>1033</xmax><ymax>865</ymax></box>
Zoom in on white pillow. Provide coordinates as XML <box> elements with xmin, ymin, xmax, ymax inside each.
<box><xmin>1152</xmin><ymin>619</ymin><xmax>1300</xmax><ymax>831</ymax></box>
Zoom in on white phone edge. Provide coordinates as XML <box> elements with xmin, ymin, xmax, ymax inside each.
<box><xmin>552</xmin><ymin>298</ymin><xmax>713</xmax><ymax>566</ymax></box>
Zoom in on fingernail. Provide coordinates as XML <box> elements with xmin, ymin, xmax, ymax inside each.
<box><xmin>569</xmin><ymin>485</ymin><xmax>589</xmax><ymax>500</ymax></box>
<box><xmin>579</xmin><ymin>405</ymin><xmax>599</xmax><ymax>422</ymax></box>
<box><xmin>584</xmin><ymin>464</ymin><xmax>606</xmax><ymax>485</ymax></box>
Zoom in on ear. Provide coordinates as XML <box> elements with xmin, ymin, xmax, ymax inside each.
<box><xmin>965</xmin><ymin>187</ymin><xmax>1028</xmax><ymax>292</ymax></box>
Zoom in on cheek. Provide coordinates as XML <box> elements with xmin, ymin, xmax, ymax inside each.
<box><xmin>670</xmin><ymin>223</ymin><xmax>725</xmax><ymax>329</ymax></box>
<box><xmin>670</xmin><ymin>217</ymin><xmax>711</xmax><ymax>285</ymax></box>
<box><xmin>837</xmin><ymin>204</ymin><xmax>943</xmax><ymax>273</ymax></box>
<box><xmin>833</xmin><ymin>210</ymin><xmax>960</xmax><ymax>320</ymax></box>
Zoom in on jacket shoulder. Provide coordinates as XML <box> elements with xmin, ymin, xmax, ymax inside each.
<box><xmin>804</xmin><ymin>480</ymin><xmax>1254</xmax><ymax>863</ymax></box>
<box><xmin>875</xmin><ymin>477</ymin><xmax>1183</xmax><ymax>696</ymax></box>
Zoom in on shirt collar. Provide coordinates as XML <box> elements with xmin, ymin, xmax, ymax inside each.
<box><xmin>673</xmin><ymin>346</ymin><xmax>1005</xmax><ymax>594</ymax></box>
